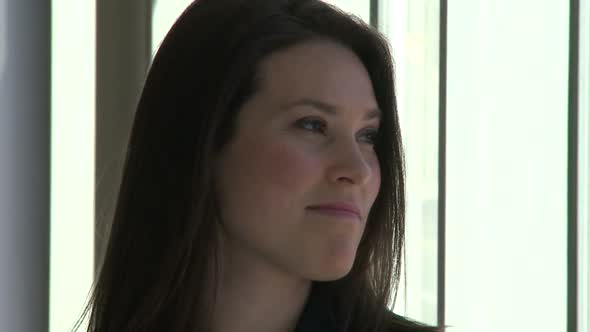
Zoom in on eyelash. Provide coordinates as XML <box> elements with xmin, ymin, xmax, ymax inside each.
<box><xmin>295</xmin><ymin>117</ymin><xmax>380</xmax><ymax>145</ymax></box>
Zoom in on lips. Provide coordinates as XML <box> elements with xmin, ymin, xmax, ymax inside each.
<box><xmin>307</xmin><ymin>202</ymin><xmax>361</xmax><ymax>220</ymax></box>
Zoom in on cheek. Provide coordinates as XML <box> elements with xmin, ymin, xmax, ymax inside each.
<box><xmin>249</xmin><ymin>140</ymin><xmax>317</xmax><ymax>197</ymax></box>
<box><xmin>219</xmin><ymin>136</ymin><xmax>320</xmax><ymax>221</ymax></box>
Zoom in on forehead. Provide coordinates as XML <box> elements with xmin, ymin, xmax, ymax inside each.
<box><xmin>254</xmin><ymin>40</ymin><xmax>378</xmax><ymax>112</ymax></box>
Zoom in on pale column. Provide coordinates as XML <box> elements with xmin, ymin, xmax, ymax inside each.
<box><xmin>0</xmin><ymin>0</ymin><xmax>51</xmax><ymax>331</ymax></box>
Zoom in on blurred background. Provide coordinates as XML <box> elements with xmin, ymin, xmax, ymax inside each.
<box><xmin>0</xmin><ymin>0</ymin><xmax>588</xmax><ymax>331</ymax></box>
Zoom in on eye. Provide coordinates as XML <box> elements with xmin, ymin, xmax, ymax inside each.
<box><xmin>294</xmin><ymin>117</ymin><xmax>380</xmax><ymax>146</ymax></box>
<box><xmin>358</xmin><ymin>128</ymin><xmax>380</xmax><ymax>145</ymax></box>
<box><xmin>295</xmin><ymin>117</ymin><xmax>327</xmax><ymax>134</ymax></box>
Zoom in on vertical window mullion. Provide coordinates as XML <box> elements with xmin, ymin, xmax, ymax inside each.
<box><xmin>437</xmin><ymin>0</ymin><xmax>448</xmax><ymax>328</ymax></box>
<box><xmin>568</xmin><ymin>0</ymin><xmax>580</xmax><ymax>330</ymax></box>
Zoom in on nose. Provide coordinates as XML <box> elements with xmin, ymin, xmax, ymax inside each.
<box><xmin>326</xmin><ymin>139</ymin><xmax>374</xmax><ymax>186</ymax></box>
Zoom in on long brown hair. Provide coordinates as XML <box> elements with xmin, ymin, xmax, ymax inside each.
<box><xmin>77</xmin><ymin>0</ymin><xmax>442</xmax><ymax>331</ymax></box>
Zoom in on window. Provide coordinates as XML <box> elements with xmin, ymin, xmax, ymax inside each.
<box><xmin>50</xmin><ymin>1</ymin><xmax>95</xmax><ymax>332</ymax></box>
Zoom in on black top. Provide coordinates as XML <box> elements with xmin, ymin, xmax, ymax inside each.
<box><xmin>294</xmin><ymin>284</ymin><xmax>433</xmax><ymax>332</ymax></box>
<box><xmin>294</xmin><ymin>284</ymin><xmax>338</xmax><ymax>332</ymax></box>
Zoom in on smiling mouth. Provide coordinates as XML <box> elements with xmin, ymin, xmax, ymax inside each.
<box><xmin>306</xmin><ymin>206</ymin><xmax>361</xmax><ymax>221</ymax></box>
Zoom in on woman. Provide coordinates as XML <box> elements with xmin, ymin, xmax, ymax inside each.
<box><xmin>77</xmin><ymin>0</ymin><xmax>443</xmax><ymax>331</ymax></box>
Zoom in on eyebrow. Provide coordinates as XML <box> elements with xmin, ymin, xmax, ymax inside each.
<box><xmin>280</xmin><ymin>98</ymin><xmax>381</xmax><ymax>121</ymax></box>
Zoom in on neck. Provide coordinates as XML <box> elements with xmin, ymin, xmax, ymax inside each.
<box><xmin>208</xmin><ymin>234</ymin><xmax>312</xmax><ymax>332</ymax></box>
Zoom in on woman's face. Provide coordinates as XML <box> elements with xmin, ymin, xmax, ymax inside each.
<box><xmin>214</xmin><ymin>40</ymin><xmax>381</xmax><ymax>281</ymax></box>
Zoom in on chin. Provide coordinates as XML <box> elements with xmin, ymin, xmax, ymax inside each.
<box><xmin>296</xmin><ymin>241</ymin><xmax>361</xmax><ymax>281</ymax></box>
<box><xmin>306</xmin><ymin>261</ymin><xmax>356</xmax><ymax>281</ymax></box>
